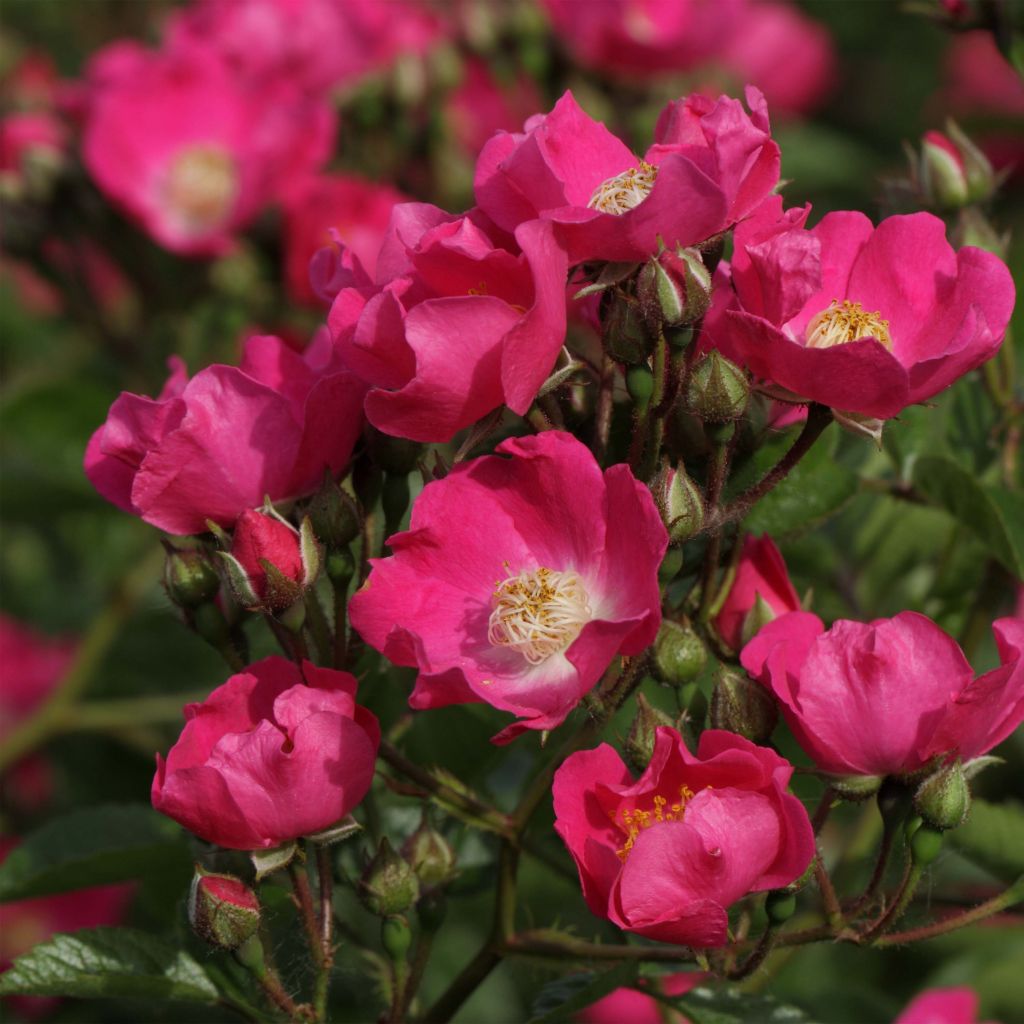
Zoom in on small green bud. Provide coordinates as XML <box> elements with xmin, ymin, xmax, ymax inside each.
<box><xmin>603</xmin><ymin>294</ymin><xmax>651</xmax><ymax>364</ymax></box>
<box><xmin>625</xmin><ymin>692</ymin><xmax>675</xmax><ymax>773</ymax></box>
<box><xmin>652</xmin><ymin>620</ymin><xmax>707</xmax><ymax>686</ymax></box>
<box><xmin>367</xmin><ymin>427</ymin><xmax>423</xmax><ymax>475</ymax></box>
<box><xmin>636</xmin><ymin>247</ymin><xmax>712</xmax><ymax>330</ymax></box>
<box><xmin>764</xmin><ymin>889</ymin><xmax>797</xmax><ymax>925</ymax></box>
<box><xmin>381</xmin><ymin>915</ymin><xmax>413</xmax><ymax>962</ymax></box>
<box><xmin>626</xmin><ymin>364</ymin><xmax>655</xmax><ymax>409</ymax></box>
<box><xmin>402</xmin><ymin>817</ymin><xmax>456</xmax><ymax>891</ymax></box>
<box><xmin>305</xmin><ymin>473</ymin><xmax>361</xmax><ymax>550</ymax></box>
<box><xmin>709</xmin><ymin>667</ymin><xmax>778</xmax><ymax>744</ymax></box>
<box><xmin>188</xmin><ymin>869</ymin><xmax>261</xmax><ymax>951</ymax></box>
<box><xmin>651</xmin><ymin>465</ymin><xmax>704</xmax><ymax>544</ymax></box>
<box><xmin>326</xmin><ymin>548</ymin><xmax>355</xmax><ymax>588</ymax></box>
<box><xmin>740</xmin><ymin>594</ymin><xmax>779</xmax><ymax>647</ymax></box>
<box><xmin>910</xmin><ymin>823</ymin><xmax>944</xmax><ymax>866</ymax></box>
<box><xmin>163</xmin><ymin>541</ymin><xmax>220</xmax><ymax>609</ymax></box>
<box><xmin>914</xmin><ymin>760</ymin><xmax>970</xmax><ymax>831</ymax></box>
<box><xmin>359</xmin><ymin>838</ymin><xmax>420</xmax><ymax>917</ymax></box>
<box><xmin>686</xmin><ymin>352</ymin><xmax>750</xmax><ymax>423</ymax></box>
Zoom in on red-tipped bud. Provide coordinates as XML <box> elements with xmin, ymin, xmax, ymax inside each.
<box><xmin>188</xmin><ymin>869</ymin><xmax>260</xmax><ymax>951</ymax></box>
<box><xmin>637</xmin><ymin>246</ymin><xmax>712</xmax><ymax>330</ymax></box>
<box><xmin>920</xmin><ymin>122</ymin><xmax>994</xmax><ymax>209</ymax></box>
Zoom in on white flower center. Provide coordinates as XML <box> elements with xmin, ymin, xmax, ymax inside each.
<box><xmin>487</xmin><ymin>566</ymin><xmax>592</xmax><ymax>665</ymax></box>
<box><xmin>805</xmin><ymin>299</ymin><xmax>893</xmax><ymax>352</ymax></box>
<box><xmin>164</xmin><ymin>145</ymin><xmax>238</xmax><ymax>235</ymax></box>
<box><xmin>587</xmin><ymin>160</ymin><xmax>658</xmax><ymax>216</ymax></box>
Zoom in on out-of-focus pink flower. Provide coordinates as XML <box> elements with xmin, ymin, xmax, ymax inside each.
<box><xmin>152</xmin><ymin>656</ymin><xmax>380</xmax><ymax>850</ymax></box>
<box><xmin>475</xmin><ymin>87</ymin><xmax>779</xmax><ymax>264</ymax></box>
<box><xmin>576</xmin><ymin>973</ymin><xmax>703</xmax><ymax>1024</ymax></box>
<box><xmin>446</xmin><ymin>58</ymin><xmax>543</xmax><ymax>159</ymax></box>
<box><xmin>82</xmin><ymin>44</ymin><xmax>335</xmax><ymax>256</ymax></box>
<box><xmin>0</xmin><ymin>112</ymin><xmax>66</xmax><ymax>193</ymax></box>
<box><xmin>167</xmin><ymin>0</ymin><xmax>444</xmax><ymax>94</ymax></box>
<box><xmin>540</xmin><ymin>0</ymin><xmax>743</xmax><ymax>78</ymax></box>
<box><xmin>717</xmin><ymin>2</ymin><xmax>836</xmax><ymax>119</ymax></box>
<box><xmin>328</xmin><ymin>203</ymin><xmax>567</xmax><ymax>442</ymax></box>
<box><xmin>742</xmin><ymin>612</ymin><xmax>1024</xmax><ymax>777</ymax></box>
<box><xmin>713</xmin><ymin>535</ymin><xmax>800</xmax><ymax>651</ymax></box>
<box><xmin>719</xmin><ymin>199</ymin><xmax>1015</xmax><ymax>419</ymax></box>
<box><xmin>553</xmin><ymin>727</ymin><xmax>814</xmax><ymax>946</ymax></box>
<box><xmin>0</xmin><ymin>258</ymin><xmax>63</xmax><ymax>317</ymax></box>
<box><xmin>896</xmin><ymin>986</ymin><xmax>994</xmax><ymax>1024</ymax></box>
<box><xmin>283</xmin><ymin>173</ymin><xmax>408</xmax><ymax>306</ymax></box>
<box><xmin>84</xmin><ymin>332</ymin><xmax>366</xmax><ymax>535</ymax></box>
<box><xmin>2</xmin><ymin>52</ymin><xmax>62</xmax><ymax>111</ymax></box>
<box><xmin>349</xmin><ymin>431</ymin><xmax>667</xmax><ymax>742</ymax></box>
<box><xmin>0</xmin><ymin>838</ymin><xmax>133</xmax><ymax>1019</ymax></box>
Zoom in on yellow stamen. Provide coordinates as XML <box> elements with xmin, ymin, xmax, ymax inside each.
<box><xmin>164</xmin><ymin>144</ymin><xmax>238</xmax><ymax>235</ymax></box>
<box><xmin>612</xmin><ymin>784</ymin><xmax>697</xmax><ymax>861</ymax></box>
<box><xmin>805</xmin><ymin>299</ymin><xmax>893</xmax><ymax>351</ymax></box>
<box><xmin>587</xmin><ymin>160</ymin><xmax>658</xmax><ymax>216</ymax></box>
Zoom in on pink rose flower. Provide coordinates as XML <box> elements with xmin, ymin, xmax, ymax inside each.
<box><xmin>328</xmin><ymin>204</ymin><xmax>568</xmax><ymax>442</ymax></box>
<box><xmin>82</xmin><ymin>43</ymin><xmax>335</xmax><ymax>256</ymax></box>
<box><xmin>539</xmin><ymin>0</ymin><xmax>743</xmax><ymax>79</ymax></box>
<box><xmin>84</xmin><ymin>332</ymin><xmax>365</xmax><ymax>535</ymax></box>
<box><xmin>349</xmin><ymin>431</ymin><xmax>667</xmax><ymax>743</ymax></box>
<box><xmin>151</xmin><ymin>656</ymin><xmax>380</xmax><ymax>850</ymax></box>
<box><xmin>720</xmin><ymin>201</ymin><xmax>1015</xmax><ymax>419</ymax></box>
<box><xmin>713</xmin><ymin>535</ymin><xmax>801</xmax><ymax>651</ymax></box>
<box><xmin>282</xmin><ymin>173</ymin><xmax>408</xmax><ymax>306</ymax></box>
<box><xmin>227</xmin><ymin>508</ymin><xmax>308</xmax><ymax>611</ymax></box>
<box><xmin>575</xmin><ymin>973</ymin><xmax>703</xmax><ymax>1024</ymax></box>
<box><xmin>475</xmin><ymin>88</ymin><xmax>779</xmax><ymax>264</ymax></box>
<box><xmin>0</xmin><ymin>112</ymin><xmax>66</xmax><ymax>189</ymax></box>
<box><xmin>896</xmin><ymin>987</ymin><xmax>994</xmax><ymax>1024</ymax></box>
<box><xmin>553</xmin><ymin>727</ymin><xmax>815</xmax><ymax>946</ymax></box>
<box><xmin>742</xmin><ymin>612</ymin><xmax>1024</xmax><ymax>777</ymax></box>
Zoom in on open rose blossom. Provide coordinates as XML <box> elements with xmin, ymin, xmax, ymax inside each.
<box><xmin>474</xmin><ymin>87</ymin><xmax>779</xmax><ymax>264</ymax></box>
<box><xmin>553</xmin><ymin>728</ymin><xmax>814</xmax><ymax>946</ymax></box>
<box><xmin>575</xmin><ymin>972</ymin><xmax>703</xmax><ymax>1024</ymax></box>
<box><xmin>713</xmin><ymin>534</ymin><xmax>800</xmax><ymax>652</ymax></box>
<box><xmin>151</xmin><ymin>657</ymin><xmax>379</xmax><ymax>850</ymax></box>
<box><xmin>349</xmin><ymin>431</ymin><xmax>666</xmax><ymax>743</ymax></box>
<box><xmin>719</xmin><ymin>200</ymin><xmax>1015</xmax><ymax>418</ymax></box>
<box><xmin>82</xmin><ymin>44</ymin><xmax>335</xmax><ymax>255</ymax></box>
<box><xmin>742</xmin><ymin>612</ymin><xmax>1024</xmax><ymax>777</ymax></box>
<box><xmin>84</xmin><ymin>332</ymin><xmax>365</xmax><ymax>535</ymax></box>
<box><xmin>896</xmin><ymin>987</ymin><xmax>993</xmax><ymax>1024</ymax></box>
<box><xmin>328</xmin><ymin>204</ymin><xmax>567</xmax><ymax>442</ymax></box>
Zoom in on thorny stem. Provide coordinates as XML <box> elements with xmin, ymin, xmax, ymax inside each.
<box><xmin>697</xmin><ymin>432</ymin><xmax>733</xmax><ymax>622</ymax></box>
<box><xmin>861</xmin><ymin>861</ymin><xmax>924</xmax><ymax>940</ymax></box>
<box><xmin>313</xmin><ymin>845</ymin><xmax>335</xmax><ymax>1021</ymax></box>
<box><xmin>593</xmin><ymin>355</ymin><xmax>616</xmax><ymax>464</ymax></box>
<box><xmin>289</xmin><ymin>861</ymin><xmax>325</xmax><ymax>973</ymax></box>
<box><xmin>501</xmin><ymin>932</ymin><xmax>692</xmax><ymax>962</ymax></box>
<box><xmin>814</xmin><ymin>854</ymin><xmax>845</xmax><ymax>935</ymax></box>
<box><xmin>727</xmin><ymin>924</ymin><xmax>778</xmax><ymax>980</ymax></box>
<box><xmin>812</xmin><ymin>787</ymin><xmax>837</xmax><ymax>836</ymax></box>
<box><xmin>846</xmin><ymin>818</ymin><xmax>897</xmax><ymax>917</ymax></box>
<box><xmin>303</xmin><ymin>590</ymin><xmax>333</xmax><ymax>667</ymax></box>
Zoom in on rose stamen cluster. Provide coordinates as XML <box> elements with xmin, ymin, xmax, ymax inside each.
<box><xmin>613</xmin><ymin>782</ymin><xmax>697</xmax><ymax>861</ymax></box>
<box><xmin>587</xmin><ymin>160</ymin><xmax>659</xmax><ymax>215</ymax></box>
<box><xmin>162</xmin><ymin>144</ymin><xmax>238</xmax><ymax>237</ymax></box>
<box><xmin>805</xmin><ymin>298</ymin><xmax>893</xmax><ymax>352</ymax></box>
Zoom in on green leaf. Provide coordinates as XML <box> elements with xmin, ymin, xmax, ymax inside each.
<box><xmin>0</xmin><ymin>804</ymin><xmax>189</xmax><ymax>903</ymax></box>
<box><xmin>672</xmin><ymin>983</ymin><xmax>819</xmax><ymax>1024</ymax></box>
<box><xmin>0</xmin><ymin>927</ymin><xmax>218</xmax><ymax>1003</ymax></box>
<box><xmin>529</xmin><ymin>961</ymin><xmax>638</xmax><ymax>1023</ymax></box>
<box><xmin>911</xmin><ymin>456</ymin><xmax>1024</xmax><ymax>576</ymax></box>
<box><xmin>947</xmin><ymin>798</ymin><xmax>1024</xmax><ymax>883</ymax></box>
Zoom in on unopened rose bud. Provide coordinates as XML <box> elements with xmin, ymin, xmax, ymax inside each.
<box><xmin>305</xmin><ymin>473</ymin><xmax>360</xmax><ymax>551</ymax></box>
<box><xmin>920</xmin><ymin>123</ymin><xmax>994</xmax><ymax>210</ymax></box>
<box><xmin>652</xmin><ymin>620</ymin><xmax>707</xmax><ymax>686</ymax></box>
<box><xmin>740</xmin><ymin>594</ymin><xmax>778</xmax><ymax>647</ymax></box>
<box><xmin>603</xmin><ymin>294</ymin><xmax>651</xmax><ymax>364</ymax></box>
<box><xmin>359</xmin><ymin>838</ymin><xmax>420</xmax><ymax>917</ymax></box>
<box><xmin>163</xmin><ymin>541</ymin><xmax>220</xmax><ymax>609</ymax></box>
<box><xmin>221</xmin><ymin>509</ymin><xmax>321</xmax><ymax>612</ymax></box>
<box><xmin>914</xmin><ymin>760</ymin><xmax>970</xmax><ymax>831</ymax></box>
<box><xmin>952</xmin><ymin>207</ymin><xmax>1009</xmax><ymax>258</ymax></box>
<box><xmin>686</xmin><ymin>352</ymin><xmax>749</xmax><ymax>423</ymax></box>
<box><xmin>637</xmin><ymin>247</ymin><xmax>712</xmax><ymax>330</ymax></box>
<box><xmin>380</xmin><ymin>914</ymin><xmax>413</xmax><ymax>962</ymax></box>
<box><xmin>910</xmin><ymin>822</ymin><xmax>944</xmax><ymax>865</ymax></box>
<box><xmin>651</xmin><ymin>465</ymin><xmax>704</xmax><ymax>544</ymax></box>
<box><xmin>188</xmin><ymin>869</ymin><xmax>260</xmax><ymax>951</ymax></box>
<box><xmin>402</xmin><ymin>817</ymin><xmax>456</xmax><ymax>891</ymax></box>
<box><xmin>709</xmin><ymin>667</ymin><xmax>778</xmax><ymax>744</ymax></box>
<box><xmin>764</xmin><ymin>889</ymin><xmax>797</xmax><ymax>925</ymax></box>
<box><xmin>626</xmin><ymin>364</ymin><xmax>655</xmax><ymax>410</ymax></box>
<box><xmin>625</xmin><ymin>692</ymin><xmax>675</xmax><ymax>772</ymax></box>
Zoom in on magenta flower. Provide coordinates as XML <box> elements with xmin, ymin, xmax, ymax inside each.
<box><xmin>720</xmin><ymin>201</ymin><xmax>1015</xmax><ymax>418</ymax></box>
<box><xmin>151</xmin><ymin>657</ymin><xmax>380</xmax><ymax>850</ymax></box>
<box><xmin>474</xmin><ymin>88</ymin><xmax>779</xmax><ymax>264</ymax></box>
<box><xmin>84</xmin><ymin>333</ymin><xmax>365</xmax><ymax>535</ymax></box>
<box><xmin>82</xmin><ymin>44</ymin><xmax>335</xmax><ymax>255</ymax></box>
<box><xmin>327</xmin><ymin>204</ymin><xmax>567</xmax><ymax>443</ymax></box>
<box><xmin>348</xmin><ymin>432</ymin><xmax>666</xmax><ymax>742</ymax></box>
<box><xmin>896</xmin><ymin>987</ymin><xmax>994</xmax><ymax>1024</ymax></box>
<box><xmin>553</xmin><ymin>728</ymin><xmax>814</xmax><ymax>947</ymax></box>
<box><xmin>742</xmin><ymin>612</ymin><xmax>1024</xmax><ymax>777</ymax></box>
<box><xmin>575</xmin><ymin>973</ymin><xmax>703</xmax><ymax>1024</ymax></box>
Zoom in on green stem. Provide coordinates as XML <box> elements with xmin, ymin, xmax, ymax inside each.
<box><xmin>289</xmin><ymin>861</ymin><xmax>326</xmax><ymax>973</ymax></box>
<box><xmin>399</xmin><ymin>930</ymin><xmax>435</xmax><ymax>1020</ymax></box>
<box><xmin>500</xmin><ymin>933</ymin><xmax>690</xmax><ymax>962</ymax></box>
<box><xmin>727</xmin><ymin>924</ymin><xmax>778</xmax><ymax>980</ymax></box>
<box><xmin>862</xmin><ymin>860</ymin><xmax>923</xmax><ymax>940</ymax></box>
<box><xmin>593</xmin><ymin>355</ymin><xmax>616</xmax><ymax>464</ymax></box>
<box><xmin>303</xmin><ymin>590</ymin><xmax>334</xmax><ymax>667</ymax></box>
<box><xmin>330</xmin><ymin>571</ymin><xmax>352</xmax><ymax>670</ymax></box>
<box><xmin>313</xmin><ymin>844</ymin><xmax>335</xmax><ymax>1020</ymax></box>
<box><xmin>638</xmin><ymin>330</ymin><xmax>670</xmax><ymax>481</ymax></box>
<box><xmin>697</xmin><ymin>434</ymin><xmax>733</xmax><ymax>622</ymax></box>
<box><xmin>814</xmin><ymin>854</ymin><xmax>845</xmax><ymax>934</ymax></box>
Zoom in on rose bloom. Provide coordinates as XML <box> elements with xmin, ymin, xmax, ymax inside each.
<box><xmin>328</xmin><ymin>203</ymin><xmax>567</xmax><ymax>443</ymax></box>
<box><xmin>282</xmin><ymin>173</ymin><xmax>408</xmax><ymax>306</ymax></box>
<box><xmin>553</xmin><ymin>727</ymin><xmax>814</xmax><ymax>946</ymax></box>
<box><xmin>896</xmin><ymin>987</ymin><xmax>994</xmax><ymax>1024</ymax></box>
<box><xmin>0</xmin><ymin>112</ymin><xmax>66</xmax><ymax>193</ymax></box>
<box><xmin>349</xmin><ymin>431</ymin><xmax>666</xmax><ymax>743</ymax></box>
<box><xmin>152</xmin><ymin>656</ymin><xmax>379</xmax><ymax>850</ymax></box>
<box><xmin>474</xmin><ymin>87</ymin><xmax>779</xmax><ymax>264</ymax></box>
<box><xmin>84</xmin><ymin>331</ymin><xmax>365</xmax><ymax>535</ymax></box>
<box><xmin>742</xmin><ymin>612</ymin><xmax>1024</xmax><ymax>777</ymax></box>
<box><xmin>82</xmin><ymin>43</ymin><xmax>335</xmax><ymax>256</ymax></box>
<box><xmin>719</xmin><ymin>199</ymin><xmax>1015</xmax><ymax>419</ymax></box>
<box><xmin>713</xmin><ymin>534</ymin><xmax>800</xmax><ymax>652</ymax></box>
<box><xmin>576</xmin><ymin>973</ymin><xmax>703</xmax><ymax>1024</ymax></box>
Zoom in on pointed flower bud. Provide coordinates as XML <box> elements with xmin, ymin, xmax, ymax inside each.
<box><xmin>709</xmin><ymin>666</ymin><xmax>778</xmax><ymax>744</ymax></box>
<box><xmin>188</xmin><ymin>869</ymin><xmax>260</xmax><ymax>951</ymax></box>
<box><xmin>626</xmin><ymin>364</ymin><xmax>655</xmax><ymax>409</ymax></box>
<box><xmin>914</xmin><ymin>759</ymin><xmax>970</xmax><ymax>831</ymax></box>
<box><xmin>221</xmin><ymin>509</ymin><xmax>321</xmax><ymax>612</ymax></box>
<box><xmin>920</xmin><ymin>122</ymin><xmax>994</xmax><ymax>210</ymax></box>
<box><xmin>163</xmin><ymin>541</ymin><xmax>220</xmax><ymax>609</ymax></box>
<box><xmin>603</xmin><ymin>294</ymin><xmax>651</xmax><ymax>364</ymax></box>
<box><xmin>652</xmin><ymin>620</ymin><xmax>707</xmax><ymax>686</ymax></box>
<box><xmin>651</xmin><ymin>465</ymin><xmax>704</xmax><ymax>544</ymax></box>
<box><xmin>625</xmin><ymin>692</ymin><xmax>676</xmax><ymax>772</ymax></box>
<box><xmin>910</xmin><ymin>822</ymin><xmax>944</xmax><ymax>865</ymax></box>
<box><xmin>305</xmin><ymin>473</ymin><xmax>360</xmax><ymax>551</ymax></box>
<box><xmin>740</xmin><ymin>593</ymin><xmax>779</xmax><ymax>648</ymax></box>
<box><xmin>764</xmin><ymin>889</ymin><xmax>797</xmax><ymax>925</ymax></box>
<box><xmin>402</xmin><ymin>817</ymin><xmax>456</xmax><ymax>891</ymax></box>
<box><xmin>637</xmin><ymin>246</ymin><xmax>712</xmax><ymax>330</ymax></box>
<box><xmin>359</xmin><ymin>838</ymin><xmax>420</xmax><ymax>917</ymax></box>
<box><xmin>686</xmin><ymin>351</ymin><xmax>749</xmax><ymax>423</ymax></box>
